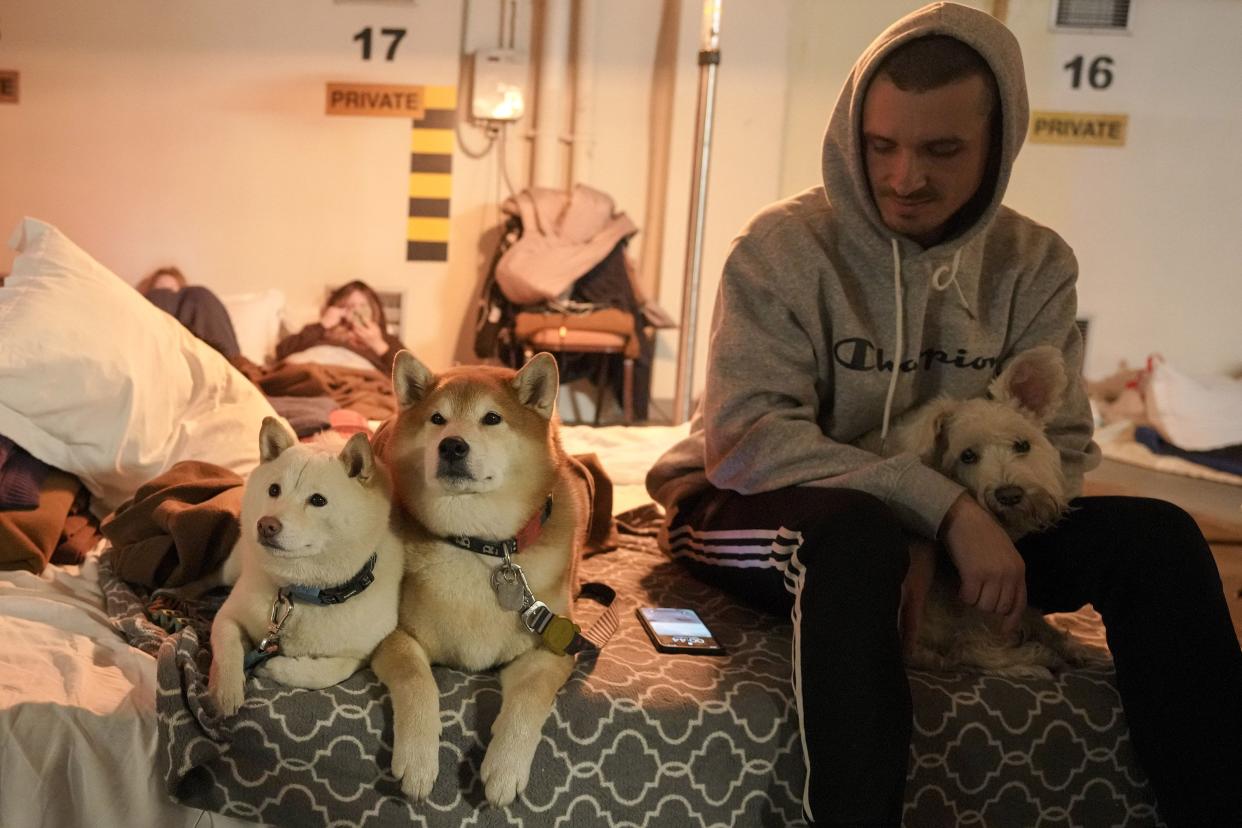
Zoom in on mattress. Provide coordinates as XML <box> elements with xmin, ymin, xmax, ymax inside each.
<box><xmin>0</xmin><ymin>424</ymin><xmax>1164</xmax><ymax>827</ymax></box>
<box><xmin>0</xmin><ymin>544</ymin><xmax>249</xmax><ymax>828</ymax></box>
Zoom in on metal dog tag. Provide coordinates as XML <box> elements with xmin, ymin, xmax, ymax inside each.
<box><xmin>491</xmin><ymin>563</ymin><xmax>527</xmax><ymax>612</ymax></box>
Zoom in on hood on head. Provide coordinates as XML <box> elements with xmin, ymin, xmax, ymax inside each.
<box><xmin>822</xmin><ymin>1</ymin><xmax>1028</xmax><ymax>255</ymax></box>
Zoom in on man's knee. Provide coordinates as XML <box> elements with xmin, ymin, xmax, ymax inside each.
<box><xmin>799</xmin><ymin>490</ymin><xmax>908</xmax><ymax>584</ymax></box>
<box><xmin>1113</xmin><ymin>497</ymin><xmax>1216</xmax><ymax>576</ymax></box>
<box><xmin>1117</xmin><ymin>497</ymin><xmax>1202</xmax><ymax>543</ymax></box>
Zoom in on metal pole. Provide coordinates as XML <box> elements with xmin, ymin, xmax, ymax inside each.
<box><xmin>672</xmin><ymin>0</ymin><xmax>721</xmax><ymax>424</ymax></box>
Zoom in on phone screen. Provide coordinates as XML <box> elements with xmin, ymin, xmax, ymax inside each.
<box><xmin>637</xmin><ymin>607</ymin><xmax>725</xmax><ymax>655</ymax></box>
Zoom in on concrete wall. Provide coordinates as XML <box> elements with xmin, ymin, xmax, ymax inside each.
<box><xmin>0</xmin><ymin>0</ymin><xmax>791</xmax><ymax>412</ymax></box>
<box><xmin>4</xmin><ymin>0</ymin><xmax>1234</xmax><ymax>408</ymax></box>
<box><xmin>780</xmin><ymin>0</ymin><xmax>1242</xmax><ymax>380</ymax></box>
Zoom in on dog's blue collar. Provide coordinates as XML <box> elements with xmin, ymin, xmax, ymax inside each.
<box><xmin>285</xmin><ymin>553</ymin><xmax>379</xmax><ymax>606</ymax></box>
<box><xmin>241</xmin><ymin>553</ymin><xmax>379</xmax><ymax>675</ymax></box>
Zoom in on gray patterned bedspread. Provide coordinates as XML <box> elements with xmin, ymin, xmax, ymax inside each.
<box><xmin>99</xmin><ymin>515</ymin><xmax>1163</xmax><ymax>827</ymax></box>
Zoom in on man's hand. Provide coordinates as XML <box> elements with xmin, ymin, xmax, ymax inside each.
<box><xmin>938</xmin><ymin>493</ymin><xmax>1027</xmax><ymax>634</ymax></box>
<box><xmin>900</xmin><ymin>537</ymin><xmax>936</xmax><ymax>655</ymax></box>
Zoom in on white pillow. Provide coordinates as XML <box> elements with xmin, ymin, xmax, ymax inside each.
<box><xmin>0</xmin><ymin>218</ymin><xmax>279</xmax><ymax>516</ymax></box>
<box><xmin>1146</xmin><ymin>357</ymin><xmax>1242</xmax><ymax>451</ymax></box>
<box><xmin>221</xmin><ymin>288</ymin><xmax>286</xmax><ymax>363</ymax></box>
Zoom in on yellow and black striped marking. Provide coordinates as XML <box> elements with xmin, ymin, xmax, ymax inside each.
<box><xmin>408</xmin><ymin>86</ymin><xmax>456</xmax><ymax>261</ymax></box>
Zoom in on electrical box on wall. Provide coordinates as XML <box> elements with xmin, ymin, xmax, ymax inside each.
<box><xmin>471</xmin><ymin>49</ymin><xmax>527</xmax><ymax>122</ymax></box>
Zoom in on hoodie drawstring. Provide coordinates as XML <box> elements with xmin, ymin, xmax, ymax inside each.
<box><xmin>879</xmin><ymin>244</ymin><xmax>972</xmax><ymax>447</ymax></box>
<box><xmin>930</xmin><ymin>248</ymin><xmax>973</xmax><ymax>319</ymax></box>
<box><xmin>880</xmin><ymin>238</ymin><xmax>904</xmax><ymax>446</ymax></box>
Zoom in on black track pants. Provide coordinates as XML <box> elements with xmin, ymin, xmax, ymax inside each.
<box><xmin>667</xmin><ymin>489</ymin><xmax>1242</xmax><ymax>827</ymax></box>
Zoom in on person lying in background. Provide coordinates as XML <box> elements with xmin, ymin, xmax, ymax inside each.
<box><xmin>275</xmin><ymin>280</ymin><xmax>405</xmax><ymax>374</ymax></box>
<box><xmin>136</xmin><ymin>266</ymin><xmax>241</xmax><ymax>360</ymax></box>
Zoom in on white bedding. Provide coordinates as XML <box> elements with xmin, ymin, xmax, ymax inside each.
<box><xmin>560</xmin><ymin>422</ymin><xmax>689</xmax><ymax>512</ymax></box>
<box><xmin>2</xmin><ymin>218</ymin><xmax>278</xmax><ymax>520</ymax></box>
<box><xmin>0</xmin><ymin>543</ymin><xmax>250</xmax><ymax>827</ymax></box>
<box><xmin>0</xmin><ymin>423</ymin><xmax>684</xmax><ymax>828</ymax></box>
<box><xmin>1096</xmin><ymin>420</ymin><xmax>1242</xmax><ymax>487</ymax></box>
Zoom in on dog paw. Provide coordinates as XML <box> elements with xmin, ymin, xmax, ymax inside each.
<box><xmin>480</xmin><ymin>745</ymin><xmax>532</xmax><ymax>807</ymax></box>
<box><xmin>396</xmin><ymin>759</ymin><xmax>438</xmax><ymax>802</ymax></box>
<box><xmin>254</xmin><ymin>656</ymin><xmax>294</xmax><ymax>685</ymax></box>
<box><xmin>257</xmin><ymin>655</ymin><xmax>364</xmax><ymax>689</ymax></box>
<box><xmin>256</xmin><ymin>655</ymin><xmax>323</xmax><ymax>688</ymax></box>
<box><xmin>208</xmin><ymin>671</ymin><xmax>246</xmax><ymax>717</ymax></box>
<box><xmin>997</xmin><ymin>664</ymin><xmax>1055</xmax><ymax>680</ymax></box>
<box><xmin>391</xmin><ymin>725</ymin><xmax>439</xmax><ymax>801</ymax></box>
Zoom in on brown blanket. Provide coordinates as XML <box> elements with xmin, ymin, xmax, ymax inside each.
<box><xmin>101</xmin><ymin>461</ymin><xmax>244</xmax><ymax>588</ymax></box>
<box><xmin>98</xmin><ymin>447</ymin><xmax>615</xmax><ymax>589</ymax></box>
<box><xmin>232</xmin><ymin>359</ymin><xmax>398</xmax><ymax>421</ymax></box>
<box><xmin>570</xmin><ymin>452</ymin><xmax>617</xmax><ymax>554</ymax></box>
<box><xmin>0</xmin><ymin>469</ymin><xmax>100</xmax><ymax>574</ymax></box>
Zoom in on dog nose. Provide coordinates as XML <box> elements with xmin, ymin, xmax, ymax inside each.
<box><xmin>257</xmin><ymin>516</ymin><xmax>282</xmax><ymax>539</ymax></box>
<box><xmin>995</xmin><ymin>486</ymin><xmax>1024</xmax><ymax>507</ymax></box>
<box><xmin>439</xmin><ymin>437</ymin><xmax>470</xmax><ymax>461</ymax></box>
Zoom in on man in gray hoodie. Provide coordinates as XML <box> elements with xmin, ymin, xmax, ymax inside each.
<box><xmin>645</xmin><ymin>3</ymin><xmax>1241</xmax><ymax>826</ymax></box>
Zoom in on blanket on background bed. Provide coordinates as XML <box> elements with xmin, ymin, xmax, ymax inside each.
<box><xmin>231</xmin><ymin>359</ymin><xmax>398</xmax><ymax>421</ymax></box>
<box><xmin>98</xmin><ymin>513</ymin><xmax>1162</xmax><ymax>827</ymax></box>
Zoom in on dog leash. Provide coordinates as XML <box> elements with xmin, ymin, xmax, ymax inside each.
<box><xmin>243</xmin><ymin>592</ymin><xmax>294</xmax><ymax>673</ymax></box>
<box><xmin>573</xmin><ymin>582</ymin><xmax>620</xmax><ymax>654</ymax></box>
<box><xmin>505</xmin><ymin>570</ymin><xmax>619</xmax><ymax>658</ymax></box>
<box><xmin>241</xmin><ymin>553</ymin><xmax>380</xmax><ymax>673</ymax></box>
<box><xmin>447</xmin><ymin>496</ymin><xmax>618</xmax><ymax>657</ymax></box>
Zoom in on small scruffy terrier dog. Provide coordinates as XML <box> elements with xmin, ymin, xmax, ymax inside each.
<box><xmin>871</xmin><ymin>345</ymin><xmax>1100</xmax><ymax>677</ymax></box>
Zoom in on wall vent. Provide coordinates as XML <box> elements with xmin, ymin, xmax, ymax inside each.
<box><xmin>1052</xmin><ymin>0</ymin><xmax>1131</xmax><ymax>32</ymax></box>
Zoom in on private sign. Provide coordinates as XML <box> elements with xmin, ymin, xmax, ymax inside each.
<box><xmin>1029</xmin><ymin>111</ymin><xmax>1128</xmax><ymax>147</ymax></box>
<box><xmin>326</xmin><ymin>83</ymin><xmax>426</xmax><ymax>118</ymax></box>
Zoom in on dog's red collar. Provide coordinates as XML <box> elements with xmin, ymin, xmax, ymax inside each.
<box><xmin>447</xmin><ymin>495</ymin><xmax>553</xmax><ymax>558</ymax></box>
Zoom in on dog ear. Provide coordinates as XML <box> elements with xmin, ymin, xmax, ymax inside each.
<box><xmin>989</xmin><ymin>346</ymin><xmax>1067</xmax><ymax>423</ymax></box>
<box><xmin>338</xmin><ymin>432</ymin><xmax>375</xmax><ymax>482</ymax></box>
<box><xmin>391</xmin><ymin>350</ymin><xmax>435</xmax><ymax>410</ymax></box>
<box><xmin>512</xmin><ymin>352</ymin><xmax>560</xmax><ymax>419</ymax></box>
<box><xmin>901</xmin><ymin>397</ymin><xmax>957</xmax><ymax>467</ymax></box>
<box><xmin>259</xmin><ymin>416</ymin><xmax>296</xmax><ymax>463</ymax></box>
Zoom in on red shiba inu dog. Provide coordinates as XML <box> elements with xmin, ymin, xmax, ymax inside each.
<box><xmin>371</xmin><ymin>351</ymin><xmax>589</xmax><ymax>806</ymax></box>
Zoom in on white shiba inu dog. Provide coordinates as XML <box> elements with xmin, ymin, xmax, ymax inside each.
<box><xmin>864</xmin><ymin>345</ymin><xmax>1098</xmax><ymax>677</ymax></box>
<box><xmin>208</xmin><ymin>417</ymin><xmax>404</xmax><ymax>716</ymax></box>
<box><xmin>370</xmin><ymin>351</ymin><xmax>588</xmax><ymax>807</ymax></box>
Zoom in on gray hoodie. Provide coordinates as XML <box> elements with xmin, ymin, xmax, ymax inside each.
<box><xmin>645</xmin><ymin>2</ymin><xmax>1100</xmax><ymax>539</ymax></box>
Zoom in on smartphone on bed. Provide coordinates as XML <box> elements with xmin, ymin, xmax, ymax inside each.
<box><xmin>636</xmin><ymin>607</ymin><xmax>726</xmax><ymax>655</ymax></box>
